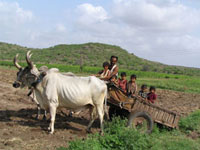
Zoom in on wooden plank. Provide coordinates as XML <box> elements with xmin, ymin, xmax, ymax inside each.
<box><xmin>144</xmin><ymin>105</ymin><xmax>150</xmax><ymax>113</ymax></box>
<box><xmin>147</xmin><ymin>107</ymin><xmax>154</xmax><ymax>119</ymax></box>
<box><xmin>162</xmin><ymin>112</ymin><xmax>169</xmax><ymax>122</ymax></box>
<box><xmin>151</xmin><ymin>108</ymin><xmax>157</xmax><ymax>119</ymax></box>
<box><xmin>173</xmin><ymin>115</ymin><xmax>180</xmax><ymax>128</ymax></box>
<box><xmin>168</xmin><ymin>114</ymin><xmax>175</xmax><ymax>125</ymax></box>
<box><xmin>153</xmin><ymin>110</ymin><xmax>159</xmax><ymax>119</ymax></box>
<box><xmin>158</xmin><ymin>111</ymin><xmax>164</xmax><ymax>121</ymax></box>
<box><xmin>154</xmin><ymin>120</ymin><xmax>174</xmax><ymax>128</ymax></box>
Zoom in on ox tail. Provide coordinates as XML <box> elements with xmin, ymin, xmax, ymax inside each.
<box><xmin>104</xmin><ymin>87</ymin><xmax>109</xmax><ymax>120</ymax></box>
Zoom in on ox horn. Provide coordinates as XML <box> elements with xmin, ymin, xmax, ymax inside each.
<box><xmin>13</xmin><ymin>54</ymin><xmax>22</xmax><ymax>70</ymax></box>
<box><xmin>26</xmin><ymin>51</ymin><xmax>34</xmax><ymax>69</ymax></box>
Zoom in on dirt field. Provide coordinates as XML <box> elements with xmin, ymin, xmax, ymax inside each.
<box><xmin>0</xmin><ymin>67</ymin><xmax>200</xmax><ymax>150</ymax></box>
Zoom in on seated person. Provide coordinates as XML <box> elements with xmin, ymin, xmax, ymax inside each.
<box><xmin>103</xmin><ymin>56</ymin><xmax>119</xmax><ymax>81</ymax></box>
<box><xmin>93</xmin><ymin>62</ymin><xmax>110</xmax><ymax>80</ymax></box>
<box><xmin>147</xmin><ymin>86</ymin><xmax>157</xmax><ymax>103</ymax></box>
<box><xmin>110</xmin><ymin>75</ymin><xmax>118</xmax><ymax>85</ymax></box>
<box><xmin>127</xmin><ymin>74</ymin><xmax>137</xmax><ymax>98</ymax></box>
<box><xmin>118</xmin><ymin>72</ymin><xmax>127</xmax><ymax>93</ymax></box>
<box><xmin>138</xmin><ymin>84</ymin><xmax>148</xmax><ymax>99</ymax></box>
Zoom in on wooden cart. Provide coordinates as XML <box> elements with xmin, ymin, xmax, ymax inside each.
<box><xmin>107</xmin><ymin>84</ymin><xmax>181</xmax><ymax>133</ymax></box>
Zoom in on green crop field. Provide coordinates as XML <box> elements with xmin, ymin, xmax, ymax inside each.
<box><xmin>1</xmin><ymin>60</ymin><xmax>200</xmax><ymax>93</ymax></box>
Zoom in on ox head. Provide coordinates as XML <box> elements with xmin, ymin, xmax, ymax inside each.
<box><xmin>13</xmin><ymin>51</ymin><xmax>40</xmax><ymax>88</ymax></box>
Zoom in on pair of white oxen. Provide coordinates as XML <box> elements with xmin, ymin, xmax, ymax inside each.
<box><xmin>13</xmin><ymin>51</ymin><xmax>108</xmax><ymax>135</ymax></box>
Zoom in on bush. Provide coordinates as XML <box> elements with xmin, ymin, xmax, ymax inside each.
<box><xmin>59</xmin><ymin>117</ymin><xmax>153</xmax><ymax>150</ymax></box>
<box><xmin>179</xmin><ymin>110</ymin><xmax>200</xmax><ymax>133</ymax></box>
<box><xmin>58</xmin><ymin>113</ymin><xmax>200</xmax><ymax>150</ymax></box>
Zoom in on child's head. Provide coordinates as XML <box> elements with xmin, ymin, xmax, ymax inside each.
<box><xmin>130</xmin><ymin>74</ymin><xmax>137</xmax><ymax>82</ymax></box>
<box><xmin>111</xmin><ymin>75</ymin><xmax>117</xmax><ymax>82</ymax></box>
<box><xmin>141</xmin><ymin>84</ymin><xmax>147</xmax><ymax>91</ymax></box>
<box><xmin>149</xmin><ymin>86</ymin><xmax>156</xmax><ymax>93</ymax></box>
<box><xmin>103</xmin><ymin>61</ymin><xmax>110</xmax><ymax>70</ymax></box>
<box><xmin>120</xmin><ymin>72</ymin><xmax>126</xmax><ymax>80</ymax></box>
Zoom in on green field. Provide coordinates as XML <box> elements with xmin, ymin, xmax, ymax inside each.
<box><xmin>1</xmin><ymin>60</ymin><xmax>200</xmax><ymax>94</ymax></box>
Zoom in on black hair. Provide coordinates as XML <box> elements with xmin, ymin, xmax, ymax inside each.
<box><xmin>150</xmin><ymin>86</ymin><xmax>156</xmax><ymax>91</ymax></box>
<box><xmin>141</xmin><ymin>84</ymin><xmax>147</xmax><ymax>90</ymax></box>
<box><xmin>121</xmin><ymin>72</ymin><xmax>126</xmax><ymax>77</ymax></box>
<box><xmin>111</xmin><ymin>75</ymin><xmax>118</xmax><ymax>79</ymax></box>
<box><xmin>110</xmin><ymin>55</ymin><xmax>118</xmax><ymax>61</ymax></box>
<box><xmin>103</xmin><ymin>61</ymin><xmax>110</xmax><ymax>68</ymax></box>
<box><xmin>130</xmin><ymin>74</ymin><xmax>137</xmax><ymax>79</ymax></box>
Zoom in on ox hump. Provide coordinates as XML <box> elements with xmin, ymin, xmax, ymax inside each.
<box><xmin>47</xmin><ymin>68</ymin><xmax>59</xmax><ymax>73</ymax></box>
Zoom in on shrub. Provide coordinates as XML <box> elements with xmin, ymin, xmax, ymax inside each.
<box><xmin>179</xmin><ymin>110</ymin><xmax>200</xmax><ymax>133</ymax></box>
<box><xmin>59</xmin><ymin>117</ymin><xmax>153</xmax><ymax>150</ymax></box>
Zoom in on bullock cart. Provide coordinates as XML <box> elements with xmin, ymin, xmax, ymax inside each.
<box><xmin>107</xmin><ymin>83</ymin><xmax>181</xmax><ymax>133</ymax></box>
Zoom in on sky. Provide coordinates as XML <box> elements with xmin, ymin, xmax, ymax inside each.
<box><xmin>1</xmin><ymin>0</ymin><xmax>200</xmax><ymax>68</ymax></box>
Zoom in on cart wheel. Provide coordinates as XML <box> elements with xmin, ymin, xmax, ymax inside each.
<box><xmin>127</xmin><ymin>111</ymin><xmax>153</xmax><ymax>134</ymax></box>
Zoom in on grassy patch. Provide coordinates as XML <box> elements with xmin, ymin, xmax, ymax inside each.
<box><xmin>58</xmin><ymin>111</ymin><xmax>200</xmax><ymax>150</ymax></box>
<box><xmin>179</xmin><ymin>110</ymin><xmax>200</xmax><ymax>133</ymax></box>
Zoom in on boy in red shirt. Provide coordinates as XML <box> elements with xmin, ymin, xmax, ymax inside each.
<box><xmin>147</xmin><ymin>86</ymin><xmax>157</xmax><ymax>103</ymax></box>
<box><xmin>118</xmin><ymin>72</ymin><xmax>127</xmax><ymax>93</ymax></box>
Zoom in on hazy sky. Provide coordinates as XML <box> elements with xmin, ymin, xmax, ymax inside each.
<box><xmin>1</xmin><ymin>0</ymin><xmax>200</xmax><ymax>68</ymax></box>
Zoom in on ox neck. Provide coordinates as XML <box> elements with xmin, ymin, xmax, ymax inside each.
<box><xmin>31</xmin><ymin>73</ymin><xmax>45</xmax><ymax>89</ymax></box>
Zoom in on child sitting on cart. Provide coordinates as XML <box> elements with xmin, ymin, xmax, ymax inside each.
<box><xmin>127</xmin><ymin>74</ymin><xmax>137</xmax><ymax>98</ymax></box>
<box><xmin>147</xmin><ymin>86</ymin><xmax>157</xmax><ymax>103</ymax></box>
<box><xmin>110</xmin><ymin>75</ymin><xmax>118</xmax><ymax>85</ymax></box>
<box><xmin>92</xmin><ymin>61</ymin><xmax>111</xmax><ymax>80</ymax></box>
<box><xmin>118</xmin><ymin>72</ymin><xmax>127</xmax><ymax>93</ymax></box>
<box><xmin>138</xmin><ymin>84</ymin><xmax>148</xmax><ymax>99</ymax></box>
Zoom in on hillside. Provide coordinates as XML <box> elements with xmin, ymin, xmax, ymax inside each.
<box><xmin>0</xmin><ymin>41</ymin><xmax>200</xmax><ymax>76</ymax></box>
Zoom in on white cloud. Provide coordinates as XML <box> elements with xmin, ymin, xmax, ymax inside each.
<box><xmin>1</xmin><ymin>1</ymin><xmax>200</xmax><ymax>68</ymax></box>
<box><xmin>71</xmin><ymin>1</ymin><xmax>200</xmax><ymax>67</ymax></box>
<box><xmin>112</xmin><ymin>0</ymin><xmax>200</xmax><ymax>33</ymax></box>
<box><xmin>76</xmin><ymin>3</ymin><xmax>108</xmax><ymax>26</ymax></box>
<box><xmin>0</xmin><ymin>1</ymin><xmax>35</xmax><ymax>44</ymax></box>
<box><xmin>0</xmin><ymin>2</ymin><xmax>33</xmax><ymax>27</ymax></box>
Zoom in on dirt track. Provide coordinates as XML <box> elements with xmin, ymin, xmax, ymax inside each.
<box><xmin>0</xmin><ymin>67</ymin><xmax>200</xmax><ymax>150</ymax></box>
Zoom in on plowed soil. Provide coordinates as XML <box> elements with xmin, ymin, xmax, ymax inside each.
<box><xmin>0</xmin><ymin>67</ymin><xmax>200</xmax><ymax>150</ymax></box>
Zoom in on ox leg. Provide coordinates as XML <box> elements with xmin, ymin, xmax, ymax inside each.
<box><xmin>86</xmin><ymin>106</ymin><xmax>96</xmax><ymax>133</ymax></box>
<box><xmin>96</xmin><ymin>105</ymin><xmax>104</xmax><ymax>135</ymax></box>
<box><xmin>36</xmin><ymin>104</ymin><xmax>41</xmax><ymax>120</ymax></box>
<box><xmin>43</xmin><ymin>109</ymin><xmax>47</xmax><ymax>121</ymax></box>
<box><xmin>48</xmin><ymin>104</ymin><xmax>57</xmax><ymax>134</ymax></box>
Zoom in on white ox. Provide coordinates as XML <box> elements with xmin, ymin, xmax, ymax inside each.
<box><xmin>13</xmin><ymin>51</ymin><xmax>107</xmax><ymax>134</ymax></box>
<box><xmin>28</xmin><ymin>67</ymin><xmax>77</xmax><ymax>120</ymax></box>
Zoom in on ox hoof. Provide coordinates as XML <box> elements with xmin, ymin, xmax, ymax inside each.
<box><xmin>48</xmin><ymin>127</ymin><xmax>51</xmax><ymax>131</ymax></box>
<box><xmin>49</xmin><ymin>131</ymin><xmax>54</xmax><ymax>134</ymax></box>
